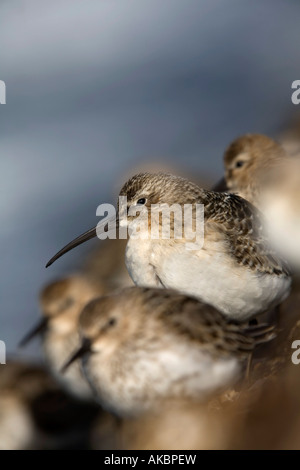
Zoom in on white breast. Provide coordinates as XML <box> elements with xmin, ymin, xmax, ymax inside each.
<box><xmin>156</xmin><ymin>244</ymin><xmax>290</xmax><ymax>320</ymax></box>
<box><xmin>125</xmin><ymin>238</ymin><xmax>290</xmax><ymax>320</ymax></box>
<box><xmin>0</xmin><ymin>394</ymin><xmax>36</xmax><ymax>450</ymax></box>
<box><xmin>83</xmin><ymin>340</ymin><xmax>241</xmax><ymax>417</ymax></box>
<box><xmin>263</xmin><ymin>196</ymin><xmax>300</xmax><ymax>269</ymax></box>
<box><xmin>125</xmin><ymin>237</ymin><xmax>163</xmax><ymax>287</ymax></box>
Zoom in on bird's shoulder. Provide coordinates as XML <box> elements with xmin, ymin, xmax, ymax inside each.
<box><xmin>154</xmin><ymin>293</ymin><xmax>255</xmax><ymax>356</ymax></box>
<box><xmin>199</xmin><ymin>191</ymin><xmax>290</xmax><ymax>277</ymax></box>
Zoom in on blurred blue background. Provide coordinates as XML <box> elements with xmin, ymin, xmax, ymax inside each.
<box><xmin>1</xmin><ymin>0</ymin><xmax>300</xmax><ymax>357</ymax></box>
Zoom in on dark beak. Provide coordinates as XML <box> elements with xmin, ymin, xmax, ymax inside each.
<box><xmin>46</xmin><ymin>215</ymin><xmax>118</xmax><ymax>268</ymax></box>
<box><xmin>19</xmin><ymin>318</ymin><xmax>48</xmax><ymax>347</ymax></box>
<box><xmin>212</xmin><ymin>177</ymin><xmax>228</xmax><ymax>193</ymax></box>
<box><xmin>61</xmin><ymin>338</ymin><xmax>91</xmax><ymax>373</ymax></box>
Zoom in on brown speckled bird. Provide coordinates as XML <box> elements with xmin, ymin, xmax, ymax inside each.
<box><xmin>46</xmin><ymin>172</ymin><xmax>290</xmax><ymax>321</ymax></box>
<box><xmin>63</xmin><ymin>287</ymin><xmax>275</xmax><ymax>417</ymax></box>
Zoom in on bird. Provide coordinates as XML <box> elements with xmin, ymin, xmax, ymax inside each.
<box><xmin>20</xmin><ymin>274</ymin><xmax>106</xmax><ymax>401</ymax></box>
<box><xmin>0</xmin><ymin>361</ymin><xmax>41</xmax><ymax>450</ymax></box>
<box><xmin>219</xmin><ymin>133</ymin><xmax>288</xmax><ymax>203</ymax></box>
<box><xmin>46</xmin><ymin>172</ymin><xmax>291</xmax><ymax>321</ymax></box>
<box><xmin>217</xmin><ymin>133</ymin><xmax>300</xmax><ymax>268</ymax></box>
<box><xmin>62</xmin><ymin>286</ymin><xmax>275</xmax><ymax>417</ymax></box>
<box><xmin>0</xmin><ymin>360</ymin><xmax>99</xmax><ymax>449</ymax></box>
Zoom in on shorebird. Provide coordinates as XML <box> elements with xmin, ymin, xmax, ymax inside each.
<box><xmin>20</xmin><ymin>275</ymin><xmax>105</xmax><ymax>401</ymax></box>
<box><xmin>46</xmin><ymin>172</ymin><xmax>290</xmax><ymax>321</ymax></box>
<box><xmin>218</xmin><ymin>134</ymin><xmax>287</xmax><ymax>203</ymax></box>
<box><xmin>0</xmin><ymin>360</ymin><xmax>98</xmax><ymax>449</ymax></box>
<box><xmin>0</xmin><ymin>362</ymin><xmax>40</xmax><ymax>450</ymax></box>
<box><xmin>217</xmin><ymin>134</ymin><xmax>300</xmax><ymax>268</ymax></box>
<box><xmin>63</xmin><ymin>287</ymin><xmax>275</xmax><ymax>417</ymax></box>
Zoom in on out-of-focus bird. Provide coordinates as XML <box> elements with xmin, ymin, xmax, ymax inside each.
<box><xmin>117</xmin><ymin>366</ymin><xmax>300</xmax><ymax>450</ymax></box>
<box><xmin>104</xmin><ymin>285</ymin><xmax>300</xmax><ymax>450</ymax></box>
<box><xmin>218</xmin><ymin>134</ymin><xmax>300</xmax><ymax>269</ymax></box>
<box><xmin>63</xmin><ymin>287</ymin><xmax>275</xmax><ymax>417</ymax></box>
<box><xmin>0</xmin><ymin>360</ymin><xmax>99</xmax><ymax>449</ymax></box>
<box><xmin>20</xmin><ymin>275</ymin><xmax>106</xmax><ymax>401</ymax></box>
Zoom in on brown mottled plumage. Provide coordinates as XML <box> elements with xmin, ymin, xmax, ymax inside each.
<box><xmin>120</xmin><ymin>172</ymin><xmax>289</xmax><ymax>276</ymax></box>
<box><xmin>63</xmin><ymin>287</ymin><xmax>275</xmax><ymax>417</ymax></box>
<box><xmin>46</xmin><ymin>172</ymin><xmax>291</xmax><ymax>320</ymax></box>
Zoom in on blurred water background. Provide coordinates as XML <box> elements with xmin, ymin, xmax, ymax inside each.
<box><xmin>1</xmin><ymin>0</ymin><xmax>300</xmax><ymax>357</ymax></box>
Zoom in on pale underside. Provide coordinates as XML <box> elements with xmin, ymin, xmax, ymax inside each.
<box><xmin>83</xmin><ymin>339</ymin><xmax>240</xmax><ymax>416</ymax></box>
<box><xmin>125</xmin><ymin>232</ymin><xmax>290</xmax><ymax>321</ymax></box>
<box><xmin>0</xmin><ymin>394</ymin><xmax>36</xmax><ymax>450</ymax></box>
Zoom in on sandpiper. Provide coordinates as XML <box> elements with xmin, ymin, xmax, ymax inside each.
<box><xmin>219</xmin><ymin>134</ymin><xmax>287</xmax><ymax>203</ymax></box>
<box><xmin>219</xmin><ymin>134</ymin><xmax>300</xmax><ymax>268</ymax></box>
<box><xmin>0</xmin><ymin>360</ymin><xmax>100</xmax><ymax>449</ymax></box>
<box><xmin>20</xmin><ymin>275</ymin><xmax>106</xmax><ymax>401</ymax></box>
<box><xmin>0</xmin><ymin>362</ymin><xmax>41</xmax><ymax>450</ymax></box>
<box><xmin>63</xmin><ymin>287</ymin><xmax>275</xmax><ymax>417</ymax></box>
<box><xmin>46</xmin><ymin>172</ymin><xmax>291</xmax><ymax>321</ymax></box>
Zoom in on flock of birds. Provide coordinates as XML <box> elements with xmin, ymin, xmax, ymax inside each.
<box><xmin>3</xmin><ymin>128</ymin><xmax>300</xmax><ymax>449</ymax></box>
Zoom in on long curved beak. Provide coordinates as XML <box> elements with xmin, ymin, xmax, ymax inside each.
<box><xmin>46</xmin><ymin>215</ymin><xmax>118</xmax><ymax>268</ymax></box>
<box><xmin>212</xmin><ymin>177</ymin><xmax>228</xmax><ymax>192</ymax></box>
<box><xmin>61</xmin><ymin>338</ymin><xmax>91</xmax><ymax>373</ymax></box>
<box><xmin>19</xmin><ymin>318</ymin><xmax>48</xmax><ymax>347</ymax></box>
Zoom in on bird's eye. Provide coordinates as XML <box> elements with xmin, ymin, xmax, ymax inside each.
<box><xmin>108</xmin><ymin>318</ymin><xmax>116</xmax><ymax>327</ymax></box>
<box><xmin>137</xmin><ymin>198</ymin><xmax>147</xmax><ymax>205</ymax></box>
<box><xmin>235</xmin><ymin>160</ymin><xmax>245</xmax><ymax>168</ymax></box>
